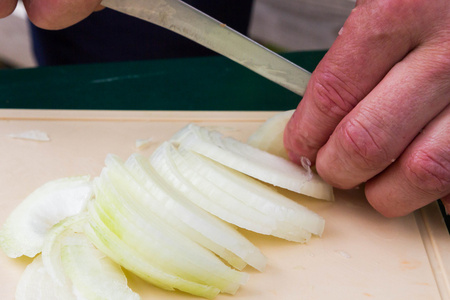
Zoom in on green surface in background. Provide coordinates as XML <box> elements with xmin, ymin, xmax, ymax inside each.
<box><xmin>0</xmin><ymin>51</ymin><xmax>326</xmax><ymax>111</ymax></box>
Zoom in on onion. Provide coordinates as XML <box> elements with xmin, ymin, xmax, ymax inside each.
<box><xmin>9</xmin><ymin>130</ymin><xmax>51</xmax><ymax>142</ymax></box>
<box><xmin>122</xmin><ymin>153</ymin><xmax>266</xmax><ymax>271</ymax></box>
<box><xmin>60</xmin><ymin>232</ymin><xmax>139</xmax><ymax>300</ymax></box>
<box><xmin>42</xmin><ymin>214</ymin><xmax>87</xmax><ymax>287</ymax></box>
<box><xmin>85</xmin><ymin>201</ymin><xmax>221</xmax><ymax>299</ymax></box>
<box><xmin>151</xmin><ymin>142</ymin><xmax>324</xmax><ymax>242</ymax></box>
<box><xmin>2</xmin><ymin>121</ymin><xmax>332</xmax><ymax>299</ymax></box>
<box><xmin>173</xmin><ymin>124</ymin><xmax>334</xmax><ymax>201</ymax></box>
<box><xmin>151</xmin><ymin>142</ymin><xmax>279</xmax><ymax>235</ymax></box>
<box><xmin>16</xmin><ymin>213</ymin><xmax>138</xmax><ymax>300</ymax></box>
<box><xmin>0</xmin><ymin>176</ymin><xmax>93</xmax><ymax>258</ymax></box>
<box><xmin>247</xmin><ymin>110</ymin><xmax>294</xmax><ymax>159</ymax></box>
<box><xmin>89</xmin><ymin>170</ymin><xmax>248</xmax><ymax>296</ymax></box>
<box><xmin>15</xmin><ymin>255</ymin><xmax>76</xmax><ymax>300</ymax></box>
<box><xmin>177</xmin><ymin>146</ymin><xmax>324</xmax><ymax>236</ymax></box>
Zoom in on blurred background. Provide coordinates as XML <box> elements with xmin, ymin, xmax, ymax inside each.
<box><xmin>0</xmin><ymin>0</ymin><xmax>355</xmax><ymax>69</ymax></box>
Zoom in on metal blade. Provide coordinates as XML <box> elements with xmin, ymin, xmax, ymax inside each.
<box><xmin>102</xmin><ymin>0</ymin><xmax>311</xmax><ymax>96</ymax></box>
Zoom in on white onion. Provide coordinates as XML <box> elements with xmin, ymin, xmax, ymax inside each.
<box><xmin>15</xmin><ymin>255</ymin><xmax>76</xmax><ymax>300</ymax></box>
<box><xmin>9</xmin><ymin>130</ymin><xmax>50</xmax><ymax>142</ymax></box>
<box><xmin>153</xmin><ymin>142</ymin><xmax>323</xmax><ymax>242</ymax></box>
<box><xmin>85</xmin><ymin>203</ymin><xmax>220</xmax><ymax>299</ymax></box>
<box><xmin>173</xmin><ymin>124</ymin><xmax>334</xmax><ymax>201</ymax></box>
<box><xmin>60</xmin><ymin>232</ymin><xmax>139</xmax><ymax>300</ymax></box>
<box><xmin>122</xmin><ymin>153</ymin><xmax>266</xmax><ymax>271</ymax></box>
<box><xmin>175</xmin><ymin>145</ymin><xmax>324</xmax><ymax>237</ymax></box>
<box><xmin>3</xmin><ymin>121</ymin><xmax>331</xmax><ymax>300</ymax></box>
<box><xmin>0</xmin><ymin>176</ymin><xmax>93</xmax><ymax>258</ymax></box>
<box><xmin>89</xmin><ymin>172</ymin><xmax>248</xmax><ymax>296</ymax></box>
<box><xmin>247</xmin><ymin>110</ymin><xmax>294</xmax><ymax>159</ymax></box>
<box><xmin>41</xmin><ymin>213</ymin><xmax>87</xmax><ymax>287</ymax></box>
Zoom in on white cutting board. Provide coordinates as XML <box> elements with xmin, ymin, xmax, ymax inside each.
<box><xmin>0</xmin><ymin>109</ymin><xmax>449</xmax><ymax>300</ymax></box>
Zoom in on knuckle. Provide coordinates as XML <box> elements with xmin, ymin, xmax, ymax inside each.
<box><xmin>364</xmin><ymin>0</ymin><xmax>425</xmax><ymax>24</ymax></box>
<box><xmin>377</xmin><ymin>0</ymin><xmax>424</xmax><ymax>17</ymax></box>
<box><xmin>353</xmin><ymin>0</ymin><xmax>429</xmax><ymax>45</ymax></box>
<box><xmin>338</xmin><ymin>116</ymin><xmax>390</xmax><ymax>171</ymax></box>
<box><xmin>284</xmin><ymin>114</ymin><xmax>321</xmax><ymax>163</ymax></box>
<box><xmin>309</xmin><ymin>70</ymin><xmax>361</xmax><ymax>120</ymax></box>
<box><xmin>417</xmin><ymin>43</ymin><xmax>450</xmax><ymax>85</ymax></box>
<box><xmin>404</xmin><ymin>149</ymin><xmax>450</xmax><ymax>196</ymax></box>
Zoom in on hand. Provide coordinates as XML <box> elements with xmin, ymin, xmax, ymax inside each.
<box><xmin>284</xmin><ymin>0</ymin><xmax>450</xmax><ymax>217</ymax></box>
<box><xmin>1</xmin><ymin>0</ymin><xmax>104</xmax><ymax>30</ymax></box>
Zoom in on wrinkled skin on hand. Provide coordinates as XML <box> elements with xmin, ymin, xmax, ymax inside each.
<box><xmin>1</xmin><ymin>0</ymin><xmax>103</xmax><ymax>29</ymax></box>
<box><xmin>285</xmin><ymin>0</ymin><xmax>450</xmax><ymax>217</ymax></box>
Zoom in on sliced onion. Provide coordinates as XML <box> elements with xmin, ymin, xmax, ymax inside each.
<box><xmin>89</xmin><ymin>173</ymin><xmax>248</xmax><ymax>296</ymax></box>
<box><xmin>85</xmin><ymin>201</ymin><xmax>221</xmax><ymax>299</ymax></box>
<box><xmin>9</xmin><ymin>130</ymin><xmax>50</xmax><ymax>142</ymax></box>
<box><xmin>15</xmin><ymin>255</ymin><xmax>76</xmax><ymax>300</ymax></box>
<box><xmin>121</xmin><ymin>153</ymin><xmax>266</xmax><ymax>271</ymax></box>
<box><xmin>151</xmin><ymin>142</ymin><xmax>277</xmax><ymax>235</ymax></box>
<box><xmin>60</xmin><ymin>232</ymin><xmax>140</xmax><ymax>300</ymax></box>
<box><xmin>173</xmin><ymin>124</ymin><xmax>334</xmax><ymax>201</ymax></box>
<box><xmin>175</xmin><ymin>146</ymin><xmax>325</xmax><ymax>237</ymax></box>
<box><xmin>5</xmin><ymin>121</ymin><xmax>332</xmax><ymax>300</ymax></box>
<box><xmin>156</xmin><ymin>142</ymin><xmax>316</xmax><ymax>242</ymax></box>
<box><xmin>0</xmin><ymin>176</ymin><xmax>93</xmax><ymax>258</ymax></box>
<box><xmin>247</xmin><ymin>110</ymin><xmax>294</xmax><ymax>159</ymax></box>
<box><xmin>106</xmin><ymin>154</ymin><xmax>248</xmax><ymax>270</ymax></box>
<box><xmin>41</xmin><ymin>213</ymin><xmax>87</xmax><ymax>287</ymax></box>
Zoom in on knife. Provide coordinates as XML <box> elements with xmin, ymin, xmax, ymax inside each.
<box><xmin>101</xmin><ymin>0</ymin><xmax>311</xmax><ymax>96</ymax></box>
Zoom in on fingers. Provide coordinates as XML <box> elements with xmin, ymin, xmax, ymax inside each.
<box><xmin>315</xmin><ymin>44</ymin><xmax>450</xmax><ymax>189</ymax></box>
<box><xmin>23</xmin><ymin>0</ymin><xmax>103</xmax><ymax>30</ymax></box>
<box><xmin>284</xmin><ymin>0</ymin><xmax>422</xmax><ymax>164</ymax></box>
<box><xmin>284</xmin><ymin>0</ymin><xmax>450</xmax><ymax>217</ymax></box>
<box><xmin>0</xmin><ymin>0</ymin><xmax>18</xmax><ymax>18</ymax></box>
<box><xmin>365</xmin><ymin>105</ymin><xmax>450</xmax><ymax>217</ymax></box>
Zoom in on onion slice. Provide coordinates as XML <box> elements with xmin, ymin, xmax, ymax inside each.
<box><xmin>152</xmin><ymin>142</ymin><xmax>323</xmax><ymax>242</ymax></box>
<box><xmin>88</xmin><ymin>172</ymin><xmax>248</xmax><ymax>297</ymax></box>
<box><xmin>172</xmin><ymin>124</ymin><xmax>334</xmax><ymax>201</ymax></box>
<box><xmin>151</xmin><ymin>142</ymin><xmax>276</xmax><ymax>235</ymax></box>
<box><xmin>15</xmin><ymin>255</ymin><xmax>76</xmax><ymax>300</ymax></box>
<box><xmin>175</xmin><ymin>145</ymin><xmax>324</xmax><ymax>237</ymax></box>
<box><xmin>41</xmin><ymin>213</ymin><xmax>87</xmax><ymax>287</ymax></box>
<box><xmin>9</xmin><ymin>130</ymin><xmax>50</xmax><ymax>142</ymax></box>
<box><xmin>121</xmin><ymin>153</ymin><xmax>266</xmax><ymax>271</ymax></box>
<box><xmin>247</xmin><ymin>110</ymin><xmax>294</xmax><ymax>159</ymax></box>
<box><xmin>0</xmin><ymin>176</ymin><xmax>93</xmax><ymax>258</ymax></box>
<box><xmin>60</xmin><ymin>232</ymin><xmax>140</xmax><ymax>300</ymax></box>
<box><xmin>85</xmin><ymin>202</ymin><xmax>221</xmax><ymax>299</ymax></box>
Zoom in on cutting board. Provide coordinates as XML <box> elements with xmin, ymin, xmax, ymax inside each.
<box><xmin>1</xmin><ymin>109</ymin><xmax>449</xmax><ymax>300</ymax></box>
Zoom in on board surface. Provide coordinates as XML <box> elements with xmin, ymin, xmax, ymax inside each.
<box><xmin>1</xmin><ymin>109</ymin><xmax>448</xmax><ymax>300</ymax></box>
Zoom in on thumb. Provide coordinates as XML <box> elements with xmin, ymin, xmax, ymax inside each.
<box><xmin>23</xmin><ymin>0</ymin><xmax>103</xmax><ymax>30</ymax></box>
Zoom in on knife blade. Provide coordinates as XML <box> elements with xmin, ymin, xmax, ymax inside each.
<box><xmin>101</xmin><ymin>0</ymin><xmax>311</xmax><ymax>96</ymax></box>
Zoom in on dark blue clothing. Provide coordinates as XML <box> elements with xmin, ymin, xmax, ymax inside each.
<box><xmin>30</xmin><ymin>1</ymin><xmax>254</xmax><ymax>66</ymax></box>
